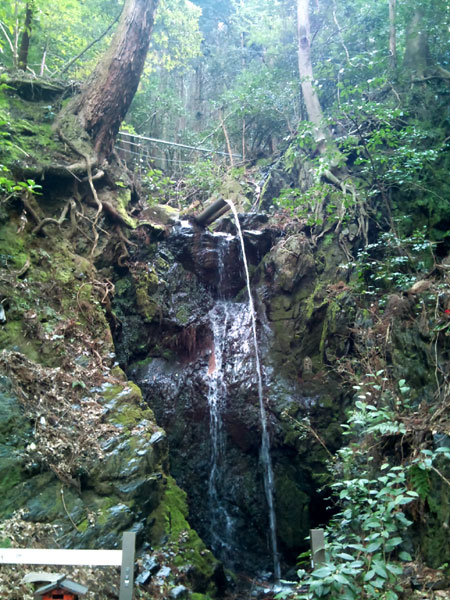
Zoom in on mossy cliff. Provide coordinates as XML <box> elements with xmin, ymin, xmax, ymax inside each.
<box><xmin>113</xmin><ymin>180</ymin><xmax>449</xmax><ymax>576</ymax></box>
<box><xmin>0</xmin><ymin>80</ymin><xmax>221</xmax><ymax>600</ymax></box>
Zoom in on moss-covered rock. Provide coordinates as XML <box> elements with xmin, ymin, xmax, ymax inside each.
<box><xmin>148</xmin><ymin>476</ymin><xmax>222</xmax><ymax>595</ymax></box>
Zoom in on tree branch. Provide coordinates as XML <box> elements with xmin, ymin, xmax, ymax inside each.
<box><xmin>56</xmin><ymin>8</ymin><xmax>123</xmax><ymax>77</ymax></box>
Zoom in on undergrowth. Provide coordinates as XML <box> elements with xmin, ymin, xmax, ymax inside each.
<box><xmin>276</xmin><ymin>227</ymin><xmax>450</xmax><ymax>600</ymax></box>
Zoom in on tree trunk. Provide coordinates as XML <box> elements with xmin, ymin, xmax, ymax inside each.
<box><xmin>68</xmin><ymin>0</ymin><xmax>160</xmax><ymax>160</ymax></box>
<box><xmin>402</xmin><ymin>8</ymin><xmax>450</xmax><ymax>83</ymax></box>
<box><xmin>17</xmin><ymin>1</ymin><xmax>34</xmax><ymax>71</ymax></box>
<box><xmin>388</xmin><ymin>0</ymin><xmax>397</xmax><ymax>72</ymax></box>
<box><xmin>403</xmin><ymin>8</ymin><xmax>429</xmax><ymax>79</ymax></box>
<box><xmin>296</xmin><ymin>0</ymin><xmax>326</xmax><ymax>145</ymax></box>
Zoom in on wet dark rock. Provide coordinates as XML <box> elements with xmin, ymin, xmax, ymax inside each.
<box><xmin>216</xmin><ymin>212</ymin><xmax>269</xmax><ymax>233</ymax></box>
<box><xmin>111</xmin><ymin>219</ymin><xmax>353</xmax><ymax>577</ymax></box>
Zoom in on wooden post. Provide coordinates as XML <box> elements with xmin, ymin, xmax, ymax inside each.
<box><xmin>119</xmin><ymin>531</ymin><xmax>136</xmax><ymax>600</ymax></box>
<box><xmin>310</xmin><ymin>528</ymin><xmax>325</xmax><ymax>568</ymax></box>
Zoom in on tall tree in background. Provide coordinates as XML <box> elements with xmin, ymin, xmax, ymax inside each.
<box><xmin>17</xmin><ymin>0</ymin><xmax>35</xmax><ymax>71</ymax></box>
<box><xmin>403</xmin><ymin>4</ymin><xmax>450</xmax><ymax>82</ymax></box>
<box><xmin>65</xmin><ymin>0</ymin><xmax>160</xmax><ymax>159</ymax></box>
<box><xmin>388</xmin><ymin>0</ymin><xmax>397</xmax><ymax>71</ymax></box>
<box><xmin>296</xmin><ymin>0</ymin><xmax>349</xmax><ymax>175</ymax></box>
<box><xmin>296</xmin><ymin>0</ymin><xmax>327</xmax><ymax>147</ymax></box>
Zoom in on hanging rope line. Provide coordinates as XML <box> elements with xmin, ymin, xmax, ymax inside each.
<box><xmin>116</xmin><ymin>131</ymin><xmax>242</xmax><ymax>169</ymax></box>
<box><xmin>118</xmin><ymin>131</ymin><xmax>242</xmax><ymax>158</ymax></box>
<box><xmin>114</xmin><ymin>145</ymin><xmax>198</xmax><ymax>165</ymax></box>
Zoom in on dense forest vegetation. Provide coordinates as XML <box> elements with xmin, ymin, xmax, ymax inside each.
<box><xmin>0</xmin><ymin>0</ymin><xmax>449</xmax><ymax>599</ymax></box>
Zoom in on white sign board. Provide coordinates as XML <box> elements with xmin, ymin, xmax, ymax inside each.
<box><xmin>0</xmin><ymin>548</ymin><xmax>123</xmax><ymax>566</ymax></box>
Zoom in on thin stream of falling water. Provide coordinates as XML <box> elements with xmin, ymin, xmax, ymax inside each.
<box><xmin>224</xmin><ymin>199</ymin><xmax>281</xmax><ymax>580</ymax></box>
<box><xmin>207</xmin><ymin>301</ymin><xmax>234</xmax><ymax>559</ymax></box>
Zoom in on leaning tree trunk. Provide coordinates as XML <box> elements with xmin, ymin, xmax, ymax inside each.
<box><xmin>68</xmin><ymin>0</ymin><xmax>159</xmax><ymax>160</ymax></box>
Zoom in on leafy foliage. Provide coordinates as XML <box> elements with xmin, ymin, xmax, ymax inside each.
<box><xmin>276</xmin><ymin>377</ymin><xmax>449</xmax><ymax>600</ymax></box>
<box><xmin>346</xmin><ymin>228</ymin><xmax>436</xmax><ymax>296</ymax></box>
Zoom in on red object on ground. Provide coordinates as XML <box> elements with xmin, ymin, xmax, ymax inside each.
<box><xmin>41</xmin><ymin>590</ymin><xmax>77</xmax><ymax>600</ymax></box>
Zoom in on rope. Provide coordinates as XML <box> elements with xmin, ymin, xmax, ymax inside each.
<box><xmin>117</xmin><ymin>130</ymin><xmax>242</xmax><ymax>158</ymax></box>
<box><xmin>115</xmin><ymin>145</ymin><xmax>203</xmax><ymax>165</ymax></box>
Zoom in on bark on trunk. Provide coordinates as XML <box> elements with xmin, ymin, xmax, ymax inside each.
<box><xmin>69</xmin><ymin>0</ymin><xmax>159</xmax><ymax>159</ymax></box>
<box><xmin>17</xmin><ymin>1</ymin><xmax>34</xmax><ymax>71</ymax></box>
<box><xmin>296</xmin><ymin>0</ymin><xmax>326</xmax><ymax>144</ymax></box>
<box><xmin>388</xmin><ymin>0</ymin><xmax>397</xmax><ymax>72</ymax></box>
<box><xmin>403</xmin><ymin>8</ymin><xmax>429</xmax><ymax>79</ymax></box>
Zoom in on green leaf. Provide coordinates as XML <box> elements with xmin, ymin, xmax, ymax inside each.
<box><xmin>334</xmin><ymin>572</ymin><xmax>351</xmax><ymax>585</ymax></box>
<box><xmin>399</xmin><ymin>551</ymin><xmax>412</xmax><ymax>561</ymax></box>
<box><xmin>364</xmin><ymin>569</ymin><xmax>376</xmax><ymax>581</ymax></box>
<box><xmin>336</xmin><ymin>552</ymin><xmax>355</xmax><ymax>561</ymax></box>
<box><xmin>386</xmin><ymin>563</ymin><xmax>403</xmax><ymax>576</ymax></box>
<box><xmin>372</xmin><ymin>560</ymin><xmax>388</xmax><ymax>578</ymax></box>
<box><xmin>365</xmin><ymin>540</ymin><xmax>382</xmax><ymax>553</ymax></box>
<box><xmin>312</xmin><ymin>565</ymin><xmax>334</xmax><ymax>578</ymax></box>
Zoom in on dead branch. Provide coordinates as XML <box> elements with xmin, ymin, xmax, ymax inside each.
<box><xmin>56</xmin><ymin>7</ymin><xmax>123</xmax><ymax>76</ymax></box>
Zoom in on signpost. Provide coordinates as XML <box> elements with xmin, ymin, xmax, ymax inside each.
<box><xmin>0</xmin><ymin>532</ymin><xmax>136</xmax><ymax>600</ymax></box>
<box><xmin>310</xmin><ymin>528</ymin><xmax>326</xmax><ymax>568</ymax></box>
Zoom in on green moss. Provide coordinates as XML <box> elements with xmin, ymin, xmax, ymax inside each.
<box><xmin>0</xmin><ymin>321</ymin><xmax>40</xmax><ymax>362</ymax></box>
<box><xmin>110</xmin><ymin>366</ymin><xmax>127</xmax><ymax>381</ymax></box>
<box><xmin>115</xmin><ymin>277</ymin><xmax>132</xmax><ymax>296</ymax></box>
<box><xmin>96</xmin><ymin>496</ymin><xmax>119</xmax><ymax>526</ymax></box>
<box><xmin>175</xmin><ymin>305</ymin><xmax>190</xmax><ymax>325</ymax></box>
<box><xmin>116</xmin><ymin>189</ymin><xmax>137</xmax><ymax>229</ymax></box>
<box><xmin>275</xmin><ymin>470</ymin><xmax>309</xmax><ymax>549</ymax></box>
<box><xmin>100</xmin><ymin>381</ymin><xmax>155</xmax><ymax>428</ymax></box>
<box><xmin>77</xmin><ymin>519</ymin><xmax>89</xmax><ymax>532</ymax></box>
<box><xmin>419</xmin><ymin>470</ymin><xmax>450</xmax><ymax>568</ymax></box>
<box><xmin>0</xmin><ymin>225</ymin><xmax>28</xmax><ymax>270</ymax></box>
<box><xmin>0</xmin><ymin>462</ymin><xmax>23</xmax><ymax>495</ymax></box>
<box><xmin>142</xmin><ymin>475</ymin><xmax>192</xmax><ymax>549</ymax></box>
<box><xmin>304</xmin><ymin>281</ymin><xmax>326</xmax><ymax>320</ymax></box>
<box><xmin>0</xmin><ymin>90</ymin><xmax>62</xmax><ymax>168</ymax></box>
<box><xmin>134</xmin><ymin>270</ymin><xmax>160</xmax><ymax>323</ymax></box>
<box><xmin>148</xmin><ymin>476</ymin><xmax>219</xmax><ymax>593</ymax></box>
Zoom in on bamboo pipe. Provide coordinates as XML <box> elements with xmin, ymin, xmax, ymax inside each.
<box><xmin>192</xmin><ymin>197</ymin><xmax>230</xmax><ymax>226</ymax></box>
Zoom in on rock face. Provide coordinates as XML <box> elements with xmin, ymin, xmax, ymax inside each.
<box><xmin>0</xmin><ymin>197</ymin><xmax>221</xmax><ymax>598</ymax></box>
<box><xmin>113</xmin><ymin>215</ymin><xmax>347</xmax><ymax>575</ymax></box>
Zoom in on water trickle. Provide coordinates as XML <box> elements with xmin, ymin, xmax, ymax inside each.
<box><xmin>207</xmin><ymin>301</ymin><xmax>235</xmax><ymax>561</ymax></box>
<box><xmin>224</xmin><ymin>199</ymin><xmax>281</xmax><ymax>580</ymax></box>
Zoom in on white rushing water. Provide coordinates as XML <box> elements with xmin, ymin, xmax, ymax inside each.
<box><xmin>224</xmin><ymin>199</ymin><xmax>281</xmax><ymax>580</ymax></box>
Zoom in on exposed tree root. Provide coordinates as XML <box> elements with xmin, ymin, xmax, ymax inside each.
<box><xmin>21</xmin><ymin>192</ymin><xmax>41</xmax><ymax>225</ymax></box>
<box><xmin>32</xmin><ymin>199</ymin><xmax>73</xmax><ymax>234</ymax></box>
<box><xmin>55</xmin><ymin>126</ymin><xmax>104</xmax><ymax>257</ymax></box>
<box><xmin>116</xmin><ymin>225</ymin><xmax>137</xmax><ymax>266</ymax></box>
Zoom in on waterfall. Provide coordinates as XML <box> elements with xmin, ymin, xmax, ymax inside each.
<box><xmin>207</xmin><ymin>301</ymin><xmax>234</xmax><ymax>560</ymax></box>
<box><xmin>224</xmin><ymin>199</ymin><xmax>281</xmax><ymax>580</ymax></box>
